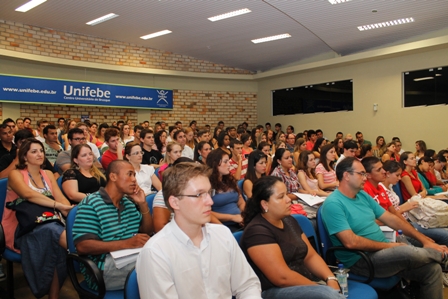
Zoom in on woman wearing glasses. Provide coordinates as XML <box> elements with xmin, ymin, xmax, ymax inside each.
<box><xmin>206</xmin><ymin>148</ymin><xmax>245</xmax><ymax>232</ymax></box>
<box><xmin>125</xmin><ymin>142</ymin><xmax>162</xmax><ymax>196</ymax></box>
<box><xmin>62</xmin><ymin>144</ymin><xmax>106</xmax><ymax>204</ymax></box>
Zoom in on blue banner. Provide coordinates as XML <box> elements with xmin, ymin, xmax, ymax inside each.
<box><xmin>0</xmin><ymin>74</ymin><xmax>173</xmax><ymax>110</ymax></box>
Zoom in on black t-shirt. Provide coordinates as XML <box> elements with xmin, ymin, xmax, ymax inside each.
<box><xmin>0</xmin><ymin>143</ymin><xmax>17</xmax><ymax>160</ymax></box>
<box><xmin>142</xmin><ymin>148</ymin><xmax>163</xmax><ymax>165</ymax></box>
<box><xmin>241</xmin><ymin>214</ymin><xmax>314</xmax><ymax>291</ymax></box>
<box><xmin>62</xmin><ymin>168</ymin><xmax>106</xmax><ymax>204</ymax></box>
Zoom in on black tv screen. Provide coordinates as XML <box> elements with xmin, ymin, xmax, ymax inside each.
<box><xmin>403</xmin><ymin>66</ymin><xmax>448</xmax><ymax>107</ymax></box>
<box><xmin>272</xmin><ymin>79</ymin><xmax>353</xmax><ymax>116</ymax></box>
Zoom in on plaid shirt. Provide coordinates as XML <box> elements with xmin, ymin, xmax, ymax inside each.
<box><xmin>271</xmin><ymin>166</ymin><xmax>302</xmax><ymax>193</ymax></box>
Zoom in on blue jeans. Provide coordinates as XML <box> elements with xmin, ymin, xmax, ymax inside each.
<box><xmin>262</xmin><ymin>285</ymin><xmax>345</xmax><ymax>299</ymax></box>
<box><xmin>411</xmin><ymin>223</ymin><xmax>448</xmax><ymax>246</ymax></box>
<box><xmin>350</xmin><ymin>245</ymin><xmax>443</xmax><ymax>299</ymax></box>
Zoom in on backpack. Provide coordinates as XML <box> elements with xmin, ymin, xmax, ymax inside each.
<box><xmin>407</xmin><ymin>195</ymin><xmax>448</xmax><ymax>228</ymax></box>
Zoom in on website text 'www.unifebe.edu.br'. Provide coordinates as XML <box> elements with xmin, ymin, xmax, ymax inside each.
<box><xmin>2</xmin><ymin>87</ymin><xmax>57</xmax><ymax>94</ymax></box>
<box><xmin>115</xmin><ymin>95</ymin><xmax>153</xmax><ymax>101</ymax></box>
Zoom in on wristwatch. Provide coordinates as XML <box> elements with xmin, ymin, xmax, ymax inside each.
<box><xmin>325</xmin><ymin>276</ymin><xmax>338</xmax><ymax>283</ymax></box>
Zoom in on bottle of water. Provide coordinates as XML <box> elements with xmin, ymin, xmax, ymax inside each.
<box><xmin>335</xmin><ymin>263</ymin><xmax>348</xmax><ymax>297</ymax></box>
<box><xmin>396</xmin><ymin>230</ymin><xmax>409</xmax><ymax>244</ymax></box>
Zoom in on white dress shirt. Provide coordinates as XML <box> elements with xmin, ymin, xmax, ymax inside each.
<box><xmin>135</xmin><ymin>164</ymin><xmax>155</xmax><ymax>195</ymax></box>
<box><xmin>136</xmin><ymin>220</ymin><xmax>261</xmax><ymax>299</ymax></box>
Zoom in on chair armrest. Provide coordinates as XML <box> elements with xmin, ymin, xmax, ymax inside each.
<box><xmin>66</xmin><ymin>253</ymin><xmax>106</xmax><ymax>299</ymax></box>
<box><xmin>326</xmin><ymin>246</ymin><xmax>375</xmax><ymax>284</ymax></box>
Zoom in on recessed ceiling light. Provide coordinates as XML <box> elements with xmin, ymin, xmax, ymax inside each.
<box><xmin>86</xmin><ymin>13</ymin><xmax>119</xmax><ymax>26</ymax></box>
<box><xmin>208</xmin><ymin>8</ymin><xmax>251</xmax><ymax>22</ymax></box>
<box><xmin>358</xmin><ymin>17</ymin><xmax>414</xmax><ymax>31</ymax></box>
<box><xmin>140</xmin><ymin>30</ymin><xmax>172</xmax><ymax>40</ymax></box>
<box><xmin>15</xmin><ymin>0</ymin><xmax>46</xmax><ymax>12</ymax></box>
<box><xmin>328</xmin><ymin>0</ymin><xmax>352</xmax><ymax>4</ymax></box>
<box><xmin>413</xmin><ymin>77</ymin><xmax>434</xmax><ymax>82</ymax></box>
<box><xmin>251</xmin><ymin>34</ymin><xmax>291</xmax><ymax>44</ymax></box>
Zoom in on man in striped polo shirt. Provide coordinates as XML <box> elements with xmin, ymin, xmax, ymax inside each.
<box><xmin>73</xmin><ymin>160</ymin><xmax>153</xmax><ymax>291</ymax></box>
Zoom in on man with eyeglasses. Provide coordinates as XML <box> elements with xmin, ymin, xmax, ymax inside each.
<box><xmin>2</xmin><ymin>118</ymin><xmax>17</xmax><ymax>134</ymax></box>
<box><xmin>322</xmin><ymin>157</ymin><xmax>448</xmax><ymax>299</ymax></box>
<box><xmin>285</xmin><ymin>133</ymin><xmax>295</xmax><ymax>153</ymax></box>
<box><xmin>136</xmin><ymin>162</ymin><xmax>261</xmax><ymax>298</ymax></box>
<box><xmin>55</xmin><ymin>128</ymin><xmax>102</xmax><ymax>174</ymax></box>
<box><xmin>73</xmin><ymin>160</ymin><xmax>152</xmax><ymax>291</ymax></box>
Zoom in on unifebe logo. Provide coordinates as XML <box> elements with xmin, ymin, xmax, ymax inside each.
<box><xmin>157</xmin><ymin>90</ymin><xmax>169</xmax><ymax>106</ymax></box>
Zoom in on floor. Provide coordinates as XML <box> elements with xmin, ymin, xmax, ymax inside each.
<box><xmin>2</xmin><ymin>260</ymin><xmax>448</xmax><ymax>299</ymax></box>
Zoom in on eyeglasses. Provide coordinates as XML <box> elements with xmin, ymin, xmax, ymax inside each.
<box><xmin>72</xmin><ymin>138</ymin><xmax>86</xmax><ymax>141</ymax></box>
<box><xmin>349</xmin><ymin>171</ymin><xmax>367</xmax><ymax>178</ymax></box>
<box><xmin>176</xmin><ymin>189</ymin><xmax>216</xmax><ymax>199</ymax></box>
<box><xmin>130</xmin><ymin>151</ymin><xmax>144</xmax><ymax>156</ymax></box>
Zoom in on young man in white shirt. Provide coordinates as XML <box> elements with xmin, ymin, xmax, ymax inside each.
<box><xmin>136</xmin><ymin>162</ymin><xmax>261</xmax><ymax>299</ymax></box>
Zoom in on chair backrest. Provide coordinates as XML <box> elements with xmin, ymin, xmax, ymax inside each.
<box><xmin>145</xmin><ymin>193</ymin><xmax>156</xmax><ymax>215</ymax></box>
<box><xmin>392</xmin><ymin>183</ymin><xmax>404</xmax><ymax>205</ymax></box>
<box><xmin>316</xmin><ymin>207</ymin><xmax>337</xmax><ymax>265</ymax></box>
<box><xmin>233</xmin><ymin>231</ymin><xmax>243</xmax><ymax>245</ymax></box>
<box><xmin>291</xmin><ymin>214</ymin><xmax>320</xmax><ymax>254</ymax></box>
<box><xmin>0</xmin><ymin>178</ymin><xmax>8</xmax><ymax>220</ymax></box>
<box><xmin>124</xmin><ymin>269</ymin><xmax>140</xmax><ymax>299</ymax></box>
<box><xmin>237</xmin><ymin>179</ymin><xmax>247</xmax><ymax>201</ymax></box>
<box><xmin>66</xmin><ymin>205</ymin><xmax>79</xmax><ymax>254</ymax></box>
<box><xmin>154</xmin><ymin>167</ymin><xmax>160</xmax><ymax>180</ymax></box>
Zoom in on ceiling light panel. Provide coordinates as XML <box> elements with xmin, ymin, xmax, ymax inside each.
<box><xmin>358</xmin><ymin>18</ymin><xmax>414</xmax><ymax>31</ymax></box>
<box><xmin>140</xmin><ymin>30</ymin><xmax>172</xmax><ymax>40</ymax></box>
<box><xmin>86</xmin><ymin>13</ymin><xmax>119</xmax><ymax>26</ymax></box>
<box><xmin>251</xmin><ymin>34</ymin><xmax>291</xmax><ymax>44</ymax></box>
<box><xmin>328</xmin><ymin>0</ymin><xmax>352</xmax><ymax>4</ymax></box>
<box><xmin>208</xmin><ymin>8</ymin><xmax>251</xmax><ymax>22</ymax></box>
<box><xmin>15</xmin><ymin>0</ymin><xmax>46</xmax><ymax>12</ymax></box>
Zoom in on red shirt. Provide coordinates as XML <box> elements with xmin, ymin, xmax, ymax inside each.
<box><xmin>101</xmin><ymin>150</ymin><xmax>118</xmax><ymax>170</ymax></box>
<box><xmin>400</xmin><ymin>169</ymin><xmax>422</xmax><ymax>201</ymax></box>
<box><xmin>306</xmin><ymin>141</ymin><xmax>315</xmax><ymax>151</ymax></box>
<box><xmin>363</xmin><ymin>180</ymin><xmax>392</xmax><ymax>210</ymax></box>
<box><xmin>425</xmin><ymin>171</ymin><xmax>437</xmax><ymax>186</ymax></box>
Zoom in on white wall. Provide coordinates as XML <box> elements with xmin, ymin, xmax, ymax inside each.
<box><xmin>257</xmin><ymin>45</ymin><xmax>448</xmax><ymax>151</ymax></box>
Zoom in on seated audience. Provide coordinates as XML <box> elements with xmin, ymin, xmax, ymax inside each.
<box><xmin>217</xmin><ymin>131</ymin><xmax>231</xmax><ymax>156</ymax></box>
<box><xmin>359</xmin><ymin>144</ymin><xmax>373</xmax><ymax>160</ymax></box>
<box><xmin>76</xmin><ymin>122</ymin><xmax>101</xmax><ymax>159</ymax></box>
<box><xmin>297</xmin><ymin>151</ymin><xmax>331</xmax><ymax>197</ymax></box>
<box><xmin>372</xmin><ymin>136</ymin><xmax>386</xmax><ymax>158</ymax></box>
<box><xmin>241</xmin><ymin>133</ymin><xmax>253</xmax><ymax>156</ymax></box>
<box><xmin>334</xmin><ymin>140</ymin><xmax>358</xmax><ymax>170</ymax></box>
<box><xmin>415</xmin><ymin>140</ymin><xmax>427</xmax><ymax>161</ymax></box>
<box><xmin>184</xmin><ymin>127</ymin><xmax>196</xmax><ymax>153</ymax></box>
<box><xmin>322</xmin><ymin>157</ymin><xmax>447</xmax><ymax>299</ymax></box>
<box><xmin>140</xmin><ymin>129</ymin><xmax>163</xmax><ymax>166</ymax></box>
<box><xmin>285</xmin><ymin>133</ymin><xmax>296</xmax><ymax>153</ymax></box>
<box><xmin>95</xmin><ymin>122</ymin><xmax>109</xmax><ymax>148</ymax></box>
<box><xmin>243</xmin><ymin>150</ymin><xmax>267</xmax><ymax>199</ymax></box>
<box><xmin>211</xmin><ymin>126</ymin><xmax>221</xmax><ymax>149</ymax></box>
<box><xmin>174</xmin><ymin>129</ymin><xmax>194</xmax><ymax>160</ymax></box>
<box><xmin>101</xmin><ymin>128</ymin><xmax>123</xmax><ymax>170</ymax></box>
<box><xmin>207</xmin><ymin>148</ymin><xmax>245</xmax><ymax>232</ymax></box>
<box><xmin>241</xmin><ymin>176</ymin><xmax>344</xmax><ymax>299</ymax></box>
<box><xmin>258</xmin><ymin>141</ymin><xmax>273</xmax><ymax>175</ymax></box>
<box><xmin>311</xmin><ymin>137</ymin><xmax>326</xmax><ymax>160</ymax></box>
<box><xmin>154</xmin><ymin>130</ymin><xmax>167</xmax><ymax>156</ymax></box>
<box><xmin>315</xmin><ymin>144</ymin><xmax>339</xmax><ymax>191</ymax></box>
<box><xmin>333</xmin><ymin>137</ymin><xmax>343</xmax><ymax>157</ymax></box>
<box><xmin>355</xmin><ymin>131</ymin><xmax>371</xmax><ymax>146</ymax></box>
<box><xmin>194</xmin><ymin>141</ymin><xmax>211</xmax><ymax>164</ymax></box>
<box><xmin>124</xmin><ymin>142</ymin><xmax>161</xmax><ymax>195</ymax></box>
<box><xmin>381</xmin><ymin>141</ymin><xmax>397</xmax><ymax>162</ymax></box>
<box><xmin>87</xmin><ymin>122</ymin><xmax>98</xmax><ymax>144</ymax></box>
<box><xmin>56</xmin><ymin>128</ymin><xmax>102</xmax><ymax>174</ymax></box>
<box><xmin>3</xmin><ymin>139</ymin><xmax>73</xmax><ymax>298</ymax></box>
<box><xmin>0</xmin><ymin>124</ymin><xmax>16</xmax><ymax>160</ymax></box>
<box><xmin>229</xmin><ymin>139</ymin><xmax>248</xmax><ymax>180</ymax></box>
<box><xmin>62</xmin><ymin>144</ymin><xmax>106</xmax><ymax>204</ymax></box>
<box><xmin>34</xmin><ymin>119</ymin><xmax>49</xmax><ymax>143</ymax></box>
<box><xmin>416</xmin><ymin>156</ymin><xmax>444</xmax><ymax>196</ymax></box>
<box><xmin>158</xmin><ymin>142</ymin><xmax>182</xmax><ymax>180</ymax></box>
<box><xmin>61</xmin><ymin>119</ymin><xmax>77</xmax><ymax>150</ymax></box>
<box><xmin>137</xmin><ymin>162</ymin><xmax>261</xmax><ymax>298</ymax></box>
<box><xmin>120</xmin><ymin>123</ymin><xmax>134</xmax><ymax>144</ymax></box>
<box><xmin>43</xmin><ymin>125</ymin><xmax>63</xmax><ymax>165</ymax></box>
<box><xmin>293</xmin><ymin>138</ymin><xmax>306</xmax><ymax>167</ymax></box>
<box><xmin>73</xmin><ymin>160</ymin><xmax>153</xmax><ymax>291</ymax></box>
<box><xmin>305</xmin><ymin>130</ymin><xmax>317</xmax><ymax>151</ymax></box>
<box><xmin>272</xmin><ymin>131</ymin><xmax>286</xmax><ymax>152</ymax></box>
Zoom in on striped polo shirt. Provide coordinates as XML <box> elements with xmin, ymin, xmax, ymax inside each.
<box><xmin>72</xmin><ymin>187</ymin><xmax>141</xmax><ymax>288</ymax></box>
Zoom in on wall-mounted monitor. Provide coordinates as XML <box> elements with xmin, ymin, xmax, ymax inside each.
<box><xmin>272</xmin><ymin>79</ymin><xmax>353</xmax><ymax>116</ymax></box>
<box><xmin>403</xmin><ymin>66</ymin><xmax>447</xmax><ymax>107</ymax></box>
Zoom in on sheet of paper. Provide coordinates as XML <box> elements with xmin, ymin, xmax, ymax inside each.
<box><xmin>292</xmin><ymin>193</ymin><xmax>326</xmax><ymax>206</ymax></box>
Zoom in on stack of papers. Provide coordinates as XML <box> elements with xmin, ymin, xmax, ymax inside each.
<box><xmin>292</xmin><ymin>193</ymin><xmax>326</xmax><ymax>206</ymax></box>
<box><xmin>110</xmin><ymin>248</ymin><xmax>142</xmax><ymax>269</ymax></box>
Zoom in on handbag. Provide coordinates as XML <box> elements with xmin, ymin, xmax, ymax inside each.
<box><xmin>407</xmin><ymin>195</ymin><xmax>448</xmax><ymax>228</ymax></box>
<box><xmin>6</xmin><ymin>192</ymin><xmax>63</xmax><ymax>238</ymax></box>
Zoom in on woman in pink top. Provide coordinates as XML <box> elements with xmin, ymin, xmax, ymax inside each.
<box><xmin>297</xmin><ymin>150</ymin><xmax>331</xmax><ymax>197</ymax></box>
<box><xmin>315</xmin><ymin>144</ymin><xmax>338</xmax><ymax>191</ymax></box>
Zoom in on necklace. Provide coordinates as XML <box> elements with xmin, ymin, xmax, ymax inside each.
<box><xmin>28</xmin><ymin>171</ymin><xmax>48</xmax><ymax>190</ymax></box>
